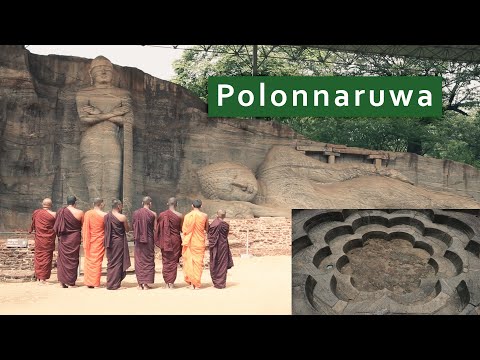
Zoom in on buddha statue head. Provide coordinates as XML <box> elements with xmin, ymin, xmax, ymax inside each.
<box><xmin>197</xmin><ymin>162</ymin><xmax>258</xmax><ymax>202</ymax></box>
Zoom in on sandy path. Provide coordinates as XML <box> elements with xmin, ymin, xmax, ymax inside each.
<box><xmin>0</xmin><ymin>256</ymin><xmax>291</xmax><ymax>315</ymax></box>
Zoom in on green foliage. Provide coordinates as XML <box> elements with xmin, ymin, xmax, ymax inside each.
<box><xmin>173</xmin><ymin>46</ymin><xmax>480</xmax><ymax>168</ymax></box>
<box><xmin>424</xmin><ymin>111</ymin><xmax>480</xmax><ymax>168</ymax></box>
<box><xmin>278</xmin><ymin>113</ymin><xmax>480</xmax><ymax>167</ymax></box>
<box><xmin>277</xmin><ymin>117</ymin><xmax>432</xmax><ymax>153</ymax></box>
<box><xmin>173</xmin><ymin>46</ymin><xmax>332</xmax><ymax>102</ymax></box>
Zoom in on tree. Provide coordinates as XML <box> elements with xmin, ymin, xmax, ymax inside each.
<box><xmin>173</xmin><ymin>46</ymin><xmax>480</xmax><ymax>113</ymax></box>
<box><xmin>173</xmin><ymin>45</ymin><xmax>313</xmax><ymax>102</ymax></box>
<box><xmin>172</xmin><ymin>45</ymin><xmax>480</xmax><ymax>166</ymax></box>
<box><xmin>424</xmin><ymin>110</ymin><xmax>480</xmax><ymax>168</ymax></box>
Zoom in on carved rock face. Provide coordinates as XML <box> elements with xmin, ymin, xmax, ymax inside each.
<box><xmin>76</xmin><ymin>55</ymin><xmax>134</xmax><ymax>213</ymax></box>
<box><xmin>197</xmin><ymin>162</ymin><xmax>258</xmax><ymax>202</ymax></box>
<box><xmin>2</xmin><ymin>46</ymin><xmax>480</xmax><ymax>230</ymax></box>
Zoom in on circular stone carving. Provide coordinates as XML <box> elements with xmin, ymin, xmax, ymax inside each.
<box><xmin>292</xmin><ymin>209</ymin><xmax>480</xmax><ymax>315</ymax></box>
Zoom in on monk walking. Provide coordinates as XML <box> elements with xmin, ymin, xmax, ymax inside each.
<box><xmin>104</xmin><ymin>199</ymin><xmax>131</xmax><ymax>290</ymax></box>
<box><xmin>181</xmin><ymin>199</ymin><xmax>209</xmax><ymax>289</ymax></box>
<box><xmin>155</xmin><ymin>197</ymin><xmax>183</xmax><ymax>289</ymax></box>
<box><xmin>29</xmin><ymin>198</ymin><xmax>57</xmax><ymax>284</ymax></box>
<box><xmin>82</xmin><ymin>198</ymin><xmax>107</xmax><ymax>288</ymax></box>
<box><xmin>53</xmin><ymin>195</ymin><xmax>84</xmax><ymax>288</ymax></box>
<box><xmin>208</xmin><ymin>210</ymin><xmax>234</xmax><ymax>289</ymax></box>
<box><xmin>132</xmin><ymin>196</ymin><xmax>156</xmax><ymax>290</ymax></box>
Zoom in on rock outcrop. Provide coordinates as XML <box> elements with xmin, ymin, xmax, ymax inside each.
<box><xmin>1</xmin><ymin>45</ymin><xmax>479</xmax><ymax>230</ymax></box>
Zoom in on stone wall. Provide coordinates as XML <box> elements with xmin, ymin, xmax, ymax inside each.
<box><xmin>0</xmin><ymin>233</ymin><xmax>35</xmax><ymax>282</ymax></box>
<box><xmin>226</xmin><ymin>217</ymin><xmax>291</xmax><ymax>257</ymax></box>
<box><xmin>151</xmin><ymin>217</ymin><xmax>292</xmax><ymax>261</ymax></box>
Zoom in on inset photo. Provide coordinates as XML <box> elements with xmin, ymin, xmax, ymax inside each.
<box><xmin>292</xmin><ymin>209</ymin><xmax>480</xmax><ymax>315</ymax></box>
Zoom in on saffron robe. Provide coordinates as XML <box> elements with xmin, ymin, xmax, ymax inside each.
<box><xmin>82</xmin><ymin>210</ymin><xmax>105</xmax><ymax>287</ymax></box>
<box><xmin>182</xmin><ymin>210</ymin><xmax>208</xmax><ymax>288</ymax></box>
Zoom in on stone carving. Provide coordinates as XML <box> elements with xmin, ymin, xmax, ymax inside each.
<box><xmin>75</xmin><ymin>56</ymin><xmax>134</xmax><ymax>216</ymax></box>
<box><xmin>197</xmin><ymin>162</ymin><xmax>258</xmax><ymax>202</ymax></box>
<box><xmin>196</xmin><ymin>162</ymin><xmax>288</xmax><ymax>217</ymax></box>
<box><xmin>292</xmin><ymin>209</ymin><xmax>480</xmax><ymax>314</ymax></box>
<box><xmin>1</xmin><ymin>46</ymin><xmax>480</xmax><ymax>230</ymax></box>
<box><xmin>197</xmin><ymin>146</ymin><xmax>480</xmax><ymax>210</ymax></box>
<box><xmin>256</xmin><ymin>146</ymin><xmax>480</xmax><ymax>208</ymax></box>
<box><xmin>197</xmin><ymin>199</ymin><xmax>290</xmax><ymax>218</ymax></box>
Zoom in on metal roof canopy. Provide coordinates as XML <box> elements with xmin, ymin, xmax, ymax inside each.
<box><xmin>304</xmin><ymin>45</ymin><xmax>480</xmax><ymax>63</ymax></box>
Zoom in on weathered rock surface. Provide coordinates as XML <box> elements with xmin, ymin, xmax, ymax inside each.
<box><xmin>197</xmin><ymin>162</ymin><xmax>258</xmax><ymax>202</ymax></box>
<box><xmin>1</xmin><ymin>46</ymin><xmax>479</xmax><ymax>230</ymax></box>
<box><xmin>0</xmin><ymin>46</ymin><xmax>303</xmax><ymax>229</ymax></box>
<box><xmin>254</xmin><ymin>147</ymin><xmax>480</xmax><ymax>209</ymax></box>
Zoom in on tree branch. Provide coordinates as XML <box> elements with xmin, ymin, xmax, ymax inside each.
<box><xmin>444</xmin><ymin>103</ymin><xmax>469</xmax><ymax>116</ymax></box>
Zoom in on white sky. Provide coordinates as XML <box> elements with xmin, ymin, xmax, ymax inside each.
<box><xmin>27</xmin><ymin>45</ymin><xmax>188</xmax><ymax>81</ymax></box>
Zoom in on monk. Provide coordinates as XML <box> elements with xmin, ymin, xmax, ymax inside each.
<box><xmin>82</xmin><ymin>198</ymin><xmax>107</xmax><ymax>288</ymax></box>
<box><xmin>155</xmin><ymin>197</ymin><xmax>183</xmax><ymax>289</ymax></box>
<box><xmin>104</xmin><ymin>199</ymin><xmax>131</xmax><ymax>290</ymax></box>
<box><xmin>208</xmin><ymin>210</ymin><xmax>234</xmax><ymax>289</ymax></box>
<box><xmin>53</xmin><ymin>195</ymin><xmax>84</xmax><ymax>288</ymax></box>
<box><xmin>29</xmin><ymin>198</ymin><xmax>56</xmax><ymax>284</ymax></box>
<box><xmin>182</xmin><ymin>199</ymin><xmax>209</xmax><ymax>289</ymax></box>
<box><xmin>132</xmin><ymin>196</ymin><xmax>156</xmax><ymax>290</ymax></box>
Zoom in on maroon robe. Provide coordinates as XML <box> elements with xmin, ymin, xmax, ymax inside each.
<box><xmin>30</xmin><ymin>209</ymin><xmax>56</xmax><ymax>280</ymax></box>
<box><xmin>53</xmin><ymin>207</ymin><xmax>82</xmax><ymax>286</ymax></box>
<box><xmin>132</xmin><ymin>207</ymin><xmax>156</xmax><ymax>284</ymax></box>
<box><xmin>104</xmin><ymin>212</ymin><xmax>131</xmax><ymax>290</ymax></box>
<box><xmin>155</xmin><ymin>210</ymin><xmax>183</xmax><ymax>284</ymax></box>
<box><xmin>207</xmin><ymin>218</ymin><xmax>234</xmax><ymax>289</ymax></box>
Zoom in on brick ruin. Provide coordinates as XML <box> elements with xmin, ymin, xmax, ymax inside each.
<box><xmin>0</xmin><ymin>234</ymin><xmax>35</xmax><ymax>282</ymax></box>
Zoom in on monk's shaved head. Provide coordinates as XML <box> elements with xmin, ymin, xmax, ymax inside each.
<box><xmin>93</xmin><ymin>197</ymin><xmax>103</xmax><ymax>207</ymax></box>
<box><xmin>217</xmin><ymin>209</ymin><xmax>226</xmax><ymax>219</ymax></box>
<box><xmin>112</xmin><ymin>199</ymin><xmax>122</xmax><ymax>210</ymax></box>
<box><xmin>42</xmin><ymin>198</ymin><xmax>52</xmax><ymax>208</ymax></box>
<box><xmin>142</xmin><ymin>196</ymin><xmax>152</xmax><ymax>206</ymax></box>
<box><xmin>167</xmin><ymin>197</ymin><xmax>177</xmax><ymax>207</ymax></box>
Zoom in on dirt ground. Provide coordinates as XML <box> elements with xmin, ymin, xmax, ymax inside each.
<box><xmin>0</xmin><ymin>256</ymin><xmax>291</xmax><ymax>315</ymax></box>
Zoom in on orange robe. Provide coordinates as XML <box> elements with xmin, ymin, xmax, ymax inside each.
<box><xmin>182</xmin><ymin>210</ymin><xmax>208</xmax><ymax>288</ymax></box>
<box><xmin>82</xmin><ymin>210</ymin><xmax>106</xmax><ymax>287</ymax></box>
